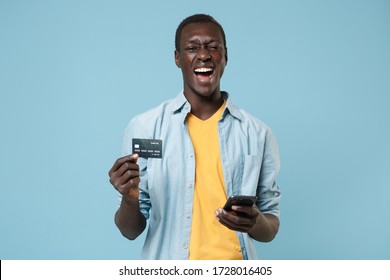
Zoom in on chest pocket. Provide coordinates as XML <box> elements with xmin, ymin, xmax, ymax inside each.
<box><xmin>239</xmin><ymin>155</ymin><xmax>262</xmax><ymax>195</ymax></box>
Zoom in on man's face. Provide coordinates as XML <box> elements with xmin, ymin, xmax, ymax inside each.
<box><xmin>175</xmin><ymin>22</ymin><xmax>227</xmax><ymax>99</ymax></box>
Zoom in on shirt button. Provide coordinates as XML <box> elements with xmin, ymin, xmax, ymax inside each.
<box><xmin>183</xmin><ymin>243</ymin><xmax>188</xmax><ymax>249</ymax></box>
<box><xmin>188</xmin><ymin>183</ymin><xmax>193</xmax><ymax>188</ymax></box>
<box><xmin>190</xmin><ymin>154</ymin><xmax>194</xmax><ymax>159</ymax></box>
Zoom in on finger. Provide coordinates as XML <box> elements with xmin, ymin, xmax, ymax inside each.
<box><xmin>114</xmin><ymin>160</ymin><xmax>140</xmax><ymax>178</ymax></box>
<box><xmin>117</xmin><ymin>177</ymin><xmax>141</xmax><ymax>197</ymax></box>
<box><xmin>108</xmin><ymin>154</ymin><xmax>139</xmax><ymax>176</ymax></box>
<box><xmin>110</xmin><ymin>166</ymin><xmax>140</xmax><ymax>189</ymax></box>
<box><xmin>216</xmin><ymin>208</ymin><xmax>254</xmax><ymax>228</ymax></box>
<box><xmin>231</xmin><ymin>205</ymin><xmax>258</xmax><ymax>217</ymax></box>
<box><xmin>216</xmin><ymin>213</ymin><xmax>252</xmax><ymax>232</ymax></box>
<box><xmin>116</xmin><ymin>169</ymin><xmax>140</xmax><ymax>187</ymax></box>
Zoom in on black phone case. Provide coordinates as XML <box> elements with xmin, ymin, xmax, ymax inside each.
<box><xmin>223</xmin><ymin>195</ymin><xmax>257</xmax><ymax>211</ymax></box>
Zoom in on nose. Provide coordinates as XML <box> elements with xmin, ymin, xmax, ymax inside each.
<box><xmin>197</xmin><ymin>46</ymin><xmax>211</xmax><ymax>60</ymax></box>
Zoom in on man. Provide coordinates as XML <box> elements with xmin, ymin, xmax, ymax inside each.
<box><xmin>109</xmin><ymin>14</ymin><xmax>281</xmax><ymax>260</ymax></box>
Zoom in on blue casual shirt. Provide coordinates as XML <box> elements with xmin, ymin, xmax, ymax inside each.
<box><xmin>121</xmin><ymin>91</ymin><xmax>281</xmax><ymax>259</ymax></box>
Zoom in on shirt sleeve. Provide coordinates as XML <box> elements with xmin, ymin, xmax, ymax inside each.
<box><xmin>256</xmin><ymin>128</ymin><xmax>281</xmax><ymax>218</ymax></box>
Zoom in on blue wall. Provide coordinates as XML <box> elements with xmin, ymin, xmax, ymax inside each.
<box><xmin>1</xmin><ymin>0</ymin><xmax>389</xmax><ymax>259</ymax></box>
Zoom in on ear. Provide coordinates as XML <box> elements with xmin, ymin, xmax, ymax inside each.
<box><xmin>224</xmin><ymin>48</ymin><xmax>228</xmax><ymax>65</ymax></box>
<box><xmin>174</xmin><ymin>50</ymin><xmax>181</xmax><ymax>68</ymax></box>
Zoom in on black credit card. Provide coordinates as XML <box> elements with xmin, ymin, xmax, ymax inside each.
<box><xmin>132</xmin><ymin>138</ymin><xmax>162</xmax><ymax>158</ymax></box>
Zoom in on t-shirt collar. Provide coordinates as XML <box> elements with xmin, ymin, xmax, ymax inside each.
<box><xmin>171</xmin><ymin>90</ymin><xmax>242</xmax><ymax>121</ymax></box>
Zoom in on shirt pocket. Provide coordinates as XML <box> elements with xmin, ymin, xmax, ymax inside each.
<box><xmin>239</xmin><ymin>155</ymin><xmax>262</xmax><ymax>196</ymax></box>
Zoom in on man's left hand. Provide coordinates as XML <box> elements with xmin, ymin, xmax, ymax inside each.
<box><xmin>215</xmin><ymin>205</ymin><xmax>260</xmax><ymax>233</ymax></box>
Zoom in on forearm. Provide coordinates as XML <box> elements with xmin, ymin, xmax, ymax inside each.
<box><xmin>248</xmin><ymin>213</ymin><xmax>279</xmax><ymax>242</ymax></box>
<box><xmin>115</xmin><ymin>197</ymin><xmax>146</xmax><ymax>240</ymax></box>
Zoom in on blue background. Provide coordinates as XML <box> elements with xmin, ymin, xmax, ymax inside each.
<box><xmin>1</xmin><ymin>0</ymin><xmax>389</xmax><ymax>259</ymax></box>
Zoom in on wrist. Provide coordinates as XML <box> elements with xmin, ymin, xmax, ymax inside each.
<box><xmin>121</xmin><ymin>195</ymin><xmax>139</xmax><ymax>206</ymax></box>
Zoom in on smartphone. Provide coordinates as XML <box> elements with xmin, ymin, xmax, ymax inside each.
<box><xmin>223</xmin><ymin>195</ymin><xmax>257</xmax><ymax>211</ymax></box>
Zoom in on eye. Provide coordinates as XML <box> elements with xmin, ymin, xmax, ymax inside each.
<box><xmin>185</xmin><ymin>46</ymin><xmax>200</xmax><ymax>52</ymax></box>
<box><xmin>207</xmin><ymin>44</ymin><xmax>221</xmax><ymax>51</ymax></box>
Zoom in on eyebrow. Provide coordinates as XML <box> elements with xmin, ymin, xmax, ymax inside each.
<box><xmin>185</xmin><ymin>39</ymin><xmax>220</xmax><ymax>45</ymax></box>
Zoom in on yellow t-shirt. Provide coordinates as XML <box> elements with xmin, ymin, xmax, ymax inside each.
<box><xmin>187</xmin><ymin>101</ymin><xmax>242</xmax><ymax>260</ymax></box>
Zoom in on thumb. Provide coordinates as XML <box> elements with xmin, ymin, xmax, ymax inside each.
<box><xmin>132</xmin><ymin>153</ymin><xmax>139</xmax><ymax>162</ymax></box>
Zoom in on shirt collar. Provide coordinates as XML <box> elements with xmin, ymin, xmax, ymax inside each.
<box><xmin>170</xmin><ymin>90</ymin><xmax>243</xmax><ymax>121</ymax></box>
<box><xmin>222</xmin><ymin>91</ymin><xmax>242</xmax><ymax>121</ymax></box>
<box><xmin>171</xmin><ymin>90</ymin><xmax>189</xmax><ymax>114</ymax></box>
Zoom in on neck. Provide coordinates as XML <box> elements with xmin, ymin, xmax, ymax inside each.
<box><xmin>184</xmin><ymin>90</ymin><xmax>224</xmax><ymax>120</ymax></box>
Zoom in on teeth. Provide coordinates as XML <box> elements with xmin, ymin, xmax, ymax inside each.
<box><xmin>194</xmin><ymin>67</ymin><xmax>213</xmax><ymax>73</ymax></box>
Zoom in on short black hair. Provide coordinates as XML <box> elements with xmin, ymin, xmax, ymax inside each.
<box><xmin>175</xmin><ymin>14</ymin><xmax>227</xmax><ymax>51</ymax></box>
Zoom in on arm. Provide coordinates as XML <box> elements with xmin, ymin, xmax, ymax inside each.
<box><xmin>248</xmin><ymin>211</ymin><xmax>279</xmax><ymax>242</ymax></box>
<box><xmin>109</xmin><ymin>154</ymin><xmax>146</xmax><ymax>240</ymax></box>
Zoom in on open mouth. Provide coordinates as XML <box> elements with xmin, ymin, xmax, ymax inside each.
<box><xmin>194</xmin><ymin>67</ymin><xmax>214</xmax><ymax>79</ymax></box>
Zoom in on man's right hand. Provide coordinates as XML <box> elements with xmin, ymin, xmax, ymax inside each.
<box><xmin>109</xmin><ymin>154</ymin><xmax>140</xmax><ymax>201</ymax></box>
<box><xmin>109</xmin><ymin>154</ymin><xmax>146</xmax><ymax>240</ymax></box>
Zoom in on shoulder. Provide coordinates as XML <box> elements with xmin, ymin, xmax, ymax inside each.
<box><xmin>132</xmin><ymin>98</ymin><xmax>175</xmax><ymax>123</ymax></box>
<box><xmin>227</xmin><ymin>99</ymin><xmax>275</xmax><ymax>139</ymax></box>
<box><xmin>238</xmin><ymin>107</ymin><xmax>271</xmax><ymax>130</ymax></box>
<box><xmin>230</xmin><ymin>103</ymin><xmax>280</xmax><ymax>163</ymax></box>
<box><xmin>126</xmin><ymin>97</ymin><xmax>176</xmax><ymax>134</ymax></box>
<box><xmin>121</xmin><ymin>98</ymin><xmax>177</xmax><ymax>155</ymax></box>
